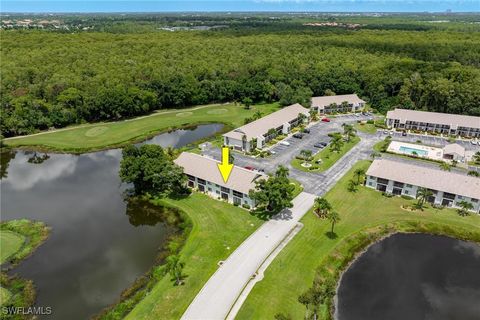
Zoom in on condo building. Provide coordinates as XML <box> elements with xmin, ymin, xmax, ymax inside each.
<box><xmin>174</xmin><ymin>152</ymin><xmax>267</xmax><ymax>207</ymax></box>
<box><xmin>386</xmin><ymin>108</ymin><xmax>480</xmax><ymax>138</ymax></box>
<box><xmin>222</xmin><ymin>103</ymin><xmax>310</xmax><ymax>151</ymax></box>
<box><xmin>310</xmin><ymin>94</ymin><xmax>366</xmax><ymax>114</ymax></box>
<box><xmin>365</xmin><ymin>159</ymin><xmax>480</xmax><ymax>213</ymax></box>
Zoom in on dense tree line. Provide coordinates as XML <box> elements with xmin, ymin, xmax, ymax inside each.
<box><xmin>1</xmin><ymin>22</ymin><xmax>479</xmax><ymax>137</ymax></box>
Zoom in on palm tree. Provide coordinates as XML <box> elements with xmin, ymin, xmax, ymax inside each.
<box><xmin>164</xmin><ymin>254</ymin><xmax>185</xmax><ymax>286</ymax></box>
<box><xmin>275</xmin><ymin>165</ymin><xmax>289</xmax><ymax>179</ymax></box>
<box><xmin>370</xmin><ymin>151</ymin><xmax>381</xmax><ymax>160</ymax></box>
<box><xmin>353</xmin><ymin>168</ymin><xmax>366</xmax><ymax>184</ymax></box>
<box><xmin>467</xmin><ymin>170</ymin><xmax>479</xmax><ymax>177</ymax></box>
<box><xmin>329</xmin><ymin>133</ymin><xmax>344</xmax><ymax>153</ymax></box>
<box><xmin>300</xmin><ymin>149</ymin><xmax>313</xmax><ymax>161</ymax></box>
<box><xmin>439</xmin><ymin>162</ymin><xmax>451</xmax><ymax>171</ymax></box>
<box><xmin>309</xmin><ymin>109</ymin><xmax>319</xmax><ymax>121</ymax></box>
<box><xmin>457</xmin><ymin>201</ymin><xmax>474</xmax><ymax>216</ymax></box>
<box><xmin>253</xmin><ymin>110</ymin><xmax>262</xmax><ymax>120</ymax></box>
<box><xmin>313</xmin><ymin>197</ymin><xmax>331</xmax><ymax>219</ymax></box>
<box><xmin>473</xmin><ymin>151</ymin><xmax>480</xmax><ymax>165</ymax></box>
<box><xmin>164</xmin><ymin>146</ymin><xmax>179</xmax><ymax>160</ymax></box>
<box><xmin>416</xmin><ymin>187</ymin><xmax>433</xmax><ymax>209</ymax></box>
<box><xmin>347</xmin><ymin>179</ymin><xmax>358</xmax><ymax>192</ymax></box>
<box><xmin>327</xmin><ymin>211</ymin><xmax>341</xmax><ymax>234</ymax></box>
<box><xmin>342</xmin><ymin>124</ymin><xmax>357</xmax><ymax>142</ymax></box>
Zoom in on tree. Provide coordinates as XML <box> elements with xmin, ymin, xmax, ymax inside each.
<box><xmin>457</xmin><ymin>200</ymin><xmax>474</xmax><ymax>216</ymax></box>
<box><xmin>467</xmin><ymin>170</ymin><xmax>479</xmax><ymax>177</ymax></box>
<box><xmin>164</xmin><ymin>146</ymin><xmax>179</xmax><ymax>160</ymax></box>
<box><xmin>164</xmin><ymin>254</ymin><xmax>186</xmax><ymax>286</ymax></box>
<box><xmin>439</xmin><ymin>162</ymin><xmax>451</xmax><ymax>171</ymax></box>
<box><xmin>353</xmin><ymin>168</ymin><xmax>366</xmax><ymax>184</ymax></box>
<box><xmin>473</xmin><ymin>151</ymin><xmax>480</xmax><ymax>165</ymax></box>
<box><xmin>329</xmin><ymin>133</ymin><xmax>344</xmax><ymax>153</ymax></box>
<box><xmin>249</xmin><ymin>166</ymin><xmax>295</xmax><ymax>213</ymax></box>
<box><xmin>300</xmin><ymin>149</ymin><xmax>313</xmax><ymax>161</ymax></box>
<box><xmin>370</xmin><ymin>151</ymin><xmax>381</xmax><ymax>160</ymax></box>
<box><xmin>119</xmin><ymin>144</ymin><xmax>186</xmax><ymax>195</ymax></box>
<box><xmin>416</xmin><ymin>187</ymin><xmax>433</xmax><ymax>209</ymax></box>
<box><xmin>242</xmin><ymin>97</ymin><xmax>253</xmax><ymax>109</ymax></box>
<box><xmin>253</xmin><ymin>110</ymin><xmax>262</xmax><ymax>120</ymax></box>
<box><xmin>342</xmin><ymin>124</ymin><xmax>357</xmax><ymax>142</ymax></box>
<box><xmin>347</xmin><ymin>179</ymin><xmax>358</xmax><ymax>192</ymax></box>
<box><xmin>327</xmin><ymin>211</ymin><xmax>341</xmax><ymax>234</ymax></box>
<box><xmin>313</xmin><ymin>197</ymin><xmax>331</xmax><ymax>219</ymax></box>
<box><xmin>309</xmin><ymin>109</ymin><xmax>319</xmax><ymax>121</ymax></box>
<box><xmin>324</xmin><ymin>89</ymin><xmax>336</xmax><ymax>96</ymax></box>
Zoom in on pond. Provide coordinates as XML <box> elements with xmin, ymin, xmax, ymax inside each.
<box><xmin>0</xmin><ymin>123</ymin><xmax>223</xmax><ymax>319</ymax></box>
<box><xmin>336</xmin><ymin>233</ymin><xmax>480</xmax><ymax>320</ymax></box>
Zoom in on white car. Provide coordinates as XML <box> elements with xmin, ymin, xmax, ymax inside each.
<box><xmin>354</xmin><ymin>113</ymin><xmax>360</xmax><ymax>117</ymax></box>
<box><xmin>280</xmin><ymin>141</ymin><xmax>290</xmax><ymax>146</ymax></box>
<box><xmin>270</xmin><ymin>150</ymin><xmax>276</xmax><ymax>154</ymax></box>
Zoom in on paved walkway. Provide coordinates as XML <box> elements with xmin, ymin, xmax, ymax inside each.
<box><xmin>181</xmin><ymin>191</ymin><xmax>316</xmax><ymax>320</ymax></box>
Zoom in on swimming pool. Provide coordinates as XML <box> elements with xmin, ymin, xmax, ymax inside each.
<box><xmin>399</xmin><ymin>146</ymin><xmax>428</xmax><ymax>156</ymax></box>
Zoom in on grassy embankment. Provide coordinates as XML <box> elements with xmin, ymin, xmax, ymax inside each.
<box><xmin>237</xmin><ymin>160</ymin><xmax>480</xmax><ymax>320</ymax></box>
<box><xmin>0</xmin><ymin>219</ymin><xmax>50</xmax><ymax>310</ymax></box>
<box><xmin>354</xmin><ymin>122</ymin><xmax>377</xmax><ymax>134</ymax></box>
<box><xmin>291</xmin><ymin>136</ymin><xmax>360</xmax><ymax>172</ymax></box>
<box><xmin>4</xmin><ymin>103</ymin><xmax>280</xmax><ymax>153</ymax></box>
<box><xmin>119</xmin><ymin>192</ymin><xmax>263</xmax><ymax>320</ymax></box>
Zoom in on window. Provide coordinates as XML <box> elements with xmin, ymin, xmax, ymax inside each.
<box><xmin>221</xmin><ymin>186</ymin><xmax>230</xmax><ymax>193</ymax></box>
<box><xmin>393</xmin><ymin>181</ymin><xmax>404</xmax><ymax>188</ymax></box>
<box><xmin>233</xmin><ymin>190</ymin><xmax>243</xmax><ymax>198</ymax></box>
<box><xmin>377</xmin><ymin>178</ymin><xmax>389</xmax><ymax>185</ymax></box>
<box><xmin>215</xmin><ymin>190</ymin><xmax>220</xmax><ymax>195</ymax></box>
<box><xmin>471</xmin><ymin>198</ymin><xmax>478</xmax><ymax>203</ymax></box>
<box><xmin>404</xmin><ymin>190</ymin><xmax>409</xmax><ymax>195</ymax></box>
<box><xmin>208</xmin><ymin>188</ymin><xmax>212</xmax><ymax>192</ymax></box>
<box><xmin>197</xmin><ymin>178</ymin><xmax>206</xmax><ymax>185</ymax></box>
<box><xmin>186</xmin><ymin>174</ymin><xmax>195</xmax><ymax>181</ymax></box>
<box><xmin>405</xmin><ymin>184</ymin><xmax>412</xmax><ymax>188</ymax></box>
<box><xmin>368</xmin><ymin>182</ymin><xmax>373</xmax><ymax>186</ymax></box>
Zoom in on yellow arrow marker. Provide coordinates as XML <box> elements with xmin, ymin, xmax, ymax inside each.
<box><xmin>217</xmin><ymin>147</ymin><xmax>234</xmax><ymax>183</ymax></box>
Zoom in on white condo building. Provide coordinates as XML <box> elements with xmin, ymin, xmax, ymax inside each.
<box><xmin>365</xmin><ymin>159</ymin><xmax>480</xmax><ymax>213</ymax></box>
<box><xmin>310</xmin><ymin>94</ymin><xmax>366</xmax><ymax>114</ymax></box>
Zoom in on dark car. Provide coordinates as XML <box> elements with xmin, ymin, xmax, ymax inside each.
<box><xmin>402</xmin><ymin>131</ymin><xmax>407</xmax><ymax>136</ymax></box>
<box><xmin>302</xmin><ymin>128</ymin><xmax>311</xmax><ymax>134</ymax></box>
<box><xmin>314</xmin><ymin>143</ymin><xmax>325</xmax><ymax>148</ymax></box>
<box><xmin>293</xmin><ymin>133</ymin><xmax>304</xmax><ymax>139</ymax></box>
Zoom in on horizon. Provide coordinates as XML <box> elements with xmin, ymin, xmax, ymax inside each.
<box><xmin>2</xmin><ymin>1</ymin><xmax>480</xmax><ymax>14</ymax></box>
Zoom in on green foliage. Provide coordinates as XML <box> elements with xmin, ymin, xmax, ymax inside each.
<box><xmin>329</xmin><ymin>133</ymin><xmax>344</xmax><ymax>152</ymax></box>
<box><xmin>119</xmin><ymin>144</ymin><xmax>186</xmax><ymax>196</ymax></box>
<box><xmin>2</xmin><ymin>18</ymin><xmax>480</xmax><ymax>137</ymax></box>
<box><xmin>249</xmin><ymin>166</ymin><xmax>295</xmax><ymax>213</ymax></box>
<box><xmin>457</xmin><ymin>201</ymin><xmax>474</xmax><ymax>217</ymax></box>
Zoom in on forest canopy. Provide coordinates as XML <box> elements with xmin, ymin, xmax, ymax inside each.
<box><xmin>1</xmin><ymin>14</ymin><xmax>480</xmax><ymax>137</ymax></box>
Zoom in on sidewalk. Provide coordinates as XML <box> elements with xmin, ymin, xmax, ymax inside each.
<box><xmin>181</xmin><ymin>191</ymin><xmax>316</xmax><ymax>320</ymax></box>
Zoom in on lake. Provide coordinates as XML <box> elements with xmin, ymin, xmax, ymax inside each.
<box><xmin>336</xmin><ymin>233</ymin><xmax>480</xmax><ymax>320</ymax></box>
<box><xmin>0</xmin><ymin>123</ymin><xmax>223</xmax><ymax>319</ymax></box>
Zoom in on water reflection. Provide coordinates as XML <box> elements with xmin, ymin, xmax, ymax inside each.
<box><xmin>336</xmin><ymin>233</ymin><xmax>480</xmax><ymax>320</ymax></box>
<box><xmin>0</xmin><ymin>123</ymin><xmax>223</xmax><ymax>319</ymax></box>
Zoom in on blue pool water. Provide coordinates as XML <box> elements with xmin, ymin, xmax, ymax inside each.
<box><xmin>399</xmin><ymin>146</ymin><xmax>428</xmax><ymax>156</ymax></box>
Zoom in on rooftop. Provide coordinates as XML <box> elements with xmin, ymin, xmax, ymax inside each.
<box><xmin>366</xmin><ymin>159</ymin><xmax>480</xmax><ymax>200</ymax></box>
<box><xmin>223</xmin><ymin>103</ymin><xmax>309</xmax><ymax>141</ymax></box>
<box><xmin>443</xmin><ymin>143</ymin><xmax>465</xmax><ymax>155</ymax></box>
<box><xmin>174</xmin><ymin>152</ymin><xmax>267</xmax><ymax>194</ymax></box>
<box><xmin>386</xmin><ymin>108</ymin><xmax>480</xmax><ymax>129</ymax></box>
<box><xmin>311</xmin><ymin>94</ymin><xmax>365</xmax><ymax>108</ymax></box>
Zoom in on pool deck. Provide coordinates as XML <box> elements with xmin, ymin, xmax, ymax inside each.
<box><xmin>387</xmin><ymin>141</ymin><xmax>443</xmax><ymax>161</ymax></box>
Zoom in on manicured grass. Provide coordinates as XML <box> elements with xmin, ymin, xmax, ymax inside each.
<box><xmin>291</xmin><ymin>136</ymin><xmax>360</xmax><ymax>172</ymax></box>
<box><xmin>237</xmin><ymin>160</ymin><xmax>480</xmax><ymax>320</ymax></box>
<box><xmin>125</xmin><ymin>192</ymin><xmax>263</xmax><ymax>320</ymax></box>
<box><xmin>0</xmin><ymin>287</ymin><xmax>12</xmax><ymax>306</ymax></box>
<box><xmin>354</xmin><ymin>122</ymin><xmax>377</xmax><ymax>134</ymax></box>
<box><xmin>4</xmin><ymin>103</ymin><xmax>280</xmax><ymax>153</ymax></box>
<box><xmin>0</xmin><ymin>231</ymin><xmax>25</xmax><ymax>264</ymax></box>
<box><xmin>0</xmin><ymin>219</ymin><xmax>50</xmax><ymax>266</ymax></box>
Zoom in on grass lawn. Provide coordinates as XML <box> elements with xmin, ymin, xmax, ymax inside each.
<box><xmin>291</xmin><ymin>136</ymin><xmax>360</xmax><ymax>172</ymax></box>
<box><xmin>354</xmin><ymin>122</ymin><xmax>377</xmax><ymax>134</ymax></box>
<box><xmin>125</xmin><ymin>192</ymin><xmax>263</xmax><ymax>320</ymax></box>
<box><xmin>0</xmin><ymin>287</ymin><xmax>12</xmax><ymax>306</ymax></box>
<box><xmin>236</xmin><ymin>160</ymin><xmax>480</xmax><ymax>320</ymax></box>
<box><xmin>0</xmin><ymin>219</ymin><xmax>50</xmax><ymax>264</ymax></box>
<box><xmin>0</xmin><ymin>230</ymin><xmax>25</xmax><ymax>264</ymax></box>
<box><xmin>4</xmin><ymin>103</ymin><xmax>280</xmax><ymax>153</ymax></box>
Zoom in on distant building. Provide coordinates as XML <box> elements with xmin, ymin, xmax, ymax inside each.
<box><xmin>174</xmin><ymin>152</ymin><xmax>266</xmax><ymax>207</ymax></box>
<box><xmin>223</xmin><ymin>103</ymin><xmax>310</xmax><ymax>151</ymax></box>
<box><xmin>311</xmin><ymin>94</ymin><xmax>366</xmax><ymax>114</ymax></box>
<box><xmin>365</xmin><ymin>159</ymin><xmax>480</xmax><ymax>213</ymax></box>
<box><xmin>386</xmin><ymin>109</ymin><xmax>480</xmax><ymax>138</ymax></box>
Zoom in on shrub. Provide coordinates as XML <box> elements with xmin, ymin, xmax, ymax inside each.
<box><xmin>242</xmin><ymin>203</ymin><xmax>251</xmax><ymax>209</ymax></box>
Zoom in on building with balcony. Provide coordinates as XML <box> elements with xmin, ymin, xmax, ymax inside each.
<box><xmin>365</xmin><ymin>159</ymin><xmax>480</xmax><ymax>213</ymax></box>
<box><xmin>386</xmin><ymin>109</ymin><xmax>480</xmax><ymax>138</ymax></box>
<box><xmin>174</xmin><ymin>152</ymin><xmax>267</xmax><ymax>207</ymax></box>
<box><xmin>311</xmin><ymin>94</ymin><xmax>366</xmax><ymax>114</ymax></box>
<box><xmin>222</xmin><ymin>103</ymin><xmax>310</xmax><ymax>151</ymax></box>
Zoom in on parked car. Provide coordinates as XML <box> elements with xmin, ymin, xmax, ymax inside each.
<box><xmin>314</xmin><ymin>143</ymin><xmax>325</xmax><ymax>148</ymax></box>
<box><xmin>280</xmin><ymin>141</ymin><xmax>290</xmax><ymax>146</ymax></box>
<box><xmin>383</xmin><ymin>130</ymin><xmax>389</xmax><ymax>134</ymax></box>
<box><xmin>402</xmin><ymin>131</ymin><xmax>407</xmax><ymax>136</ymax></box>
<box><xmin>302</xmin><ymin>128</ymin><xmax>311</xmax><ymax>134</ymax></box>
<box><xmin>244</xmin><ymin>166</ymin><xmax>255</xmax><ymax>171</ymax></box>
<box><xmin>354</xmin><ymin>113</ymin><xmax>360</xmax><ymax>117</ymax></box>
<box><xmin>293</xmin><ymin>133</ymin><xmax>304</xmax><ymax>139</ymax></box>
<box><xmin>321</xmin><ymin>118</ymin><xmax>331</xmax><ymax>122</ymax></box>
<box><xmin>270</xmin><ymin>150</ymin><xmax>276</xmax><ymax>154</ymax></box>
